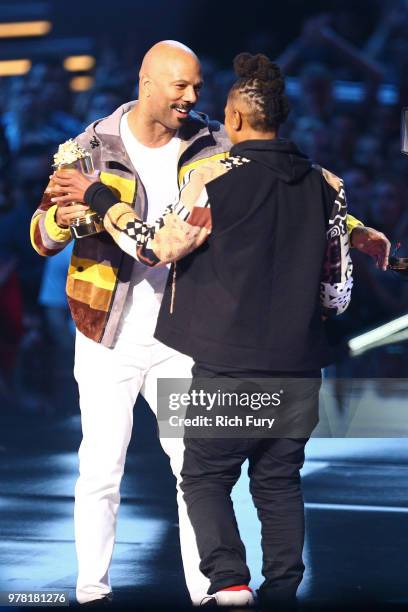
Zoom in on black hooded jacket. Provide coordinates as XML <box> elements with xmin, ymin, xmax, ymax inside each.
<box><xmin>154</xmin><ymin>138</ymin><xmax>351</xmax><ymax>371</ymax></box>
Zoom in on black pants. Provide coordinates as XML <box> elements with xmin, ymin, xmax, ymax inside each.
<box><xmin>180</xmin><ymin>363</ymin><xmax>321</xmax><ymax>602</ymax></box>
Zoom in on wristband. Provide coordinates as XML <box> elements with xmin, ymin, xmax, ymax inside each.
<box><xmin>84</xmin><ymin>182</ymin><xmax>118</xmax><ymax>217</ymax></box>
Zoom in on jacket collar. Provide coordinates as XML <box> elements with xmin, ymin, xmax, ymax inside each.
<box><xmin>91</xmin><ymin>100</ymin><xmax>214</xmax><ymax>165</ymax></box>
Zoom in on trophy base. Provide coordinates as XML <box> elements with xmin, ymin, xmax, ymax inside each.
<box><xmin>70</xmin><ymin>212</ymin><xmax>104</xmax><ymax>239</ymax></box>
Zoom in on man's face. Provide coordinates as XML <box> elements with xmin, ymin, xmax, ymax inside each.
<box><xmin>146</xmin><ymin>57</ymin><xmax>203</xmax><ymax>130</ymax></box>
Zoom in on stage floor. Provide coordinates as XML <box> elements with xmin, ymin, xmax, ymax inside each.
<box><xmin>1</xmin><ymin>396</ymin><xmax>408</xmax><ymax>610</ymax></box>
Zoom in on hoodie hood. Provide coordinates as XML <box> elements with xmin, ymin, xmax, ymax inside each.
<box><xmin>230</xmin><ymin>138</ymin><xmax>312</xmax><ymax>184</ymax></box>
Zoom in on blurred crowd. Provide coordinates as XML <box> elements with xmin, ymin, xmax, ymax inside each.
<box><xmin>1</xmin><ymin>3</ymin><xmax>408</xmax><ymax>414</ymax></box>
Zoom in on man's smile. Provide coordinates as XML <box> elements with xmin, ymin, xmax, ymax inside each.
<box><xmin>171</xmin><ymin>104</ymin><xmax>191</xmax><ymax>118</ymax></box>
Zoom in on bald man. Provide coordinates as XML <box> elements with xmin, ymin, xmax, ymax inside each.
<box><xmin>30</xmin><ymin>41</ymin><xmax>230</xmax><ymax>606</ymax></box>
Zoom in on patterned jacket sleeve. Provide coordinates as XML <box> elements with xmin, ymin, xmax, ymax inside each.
<box><xmin>320</xmin><ymin>170</ymin><xmax>353</xmax><ymax>316</ymax></box>
<box><xmin>101</xmin><ymin>160</ymin><xmax>229</xmax><ymax>266</ymax></box>
<box><xmin>30</xmin><ymin>185</ymin><xmax>73</xmax><ymax>257</ymax></box>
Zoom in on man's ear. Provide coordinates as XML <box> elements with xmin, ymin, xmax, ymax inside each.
<box><xmin>140</xmin><ymin>74</ymin><xmax>151</xmax><ymax>97</ymax></box>
<box><xmin>232</xmin><ymin>109</ymin><xmax>243</xmax><ymax>131</ymax></box>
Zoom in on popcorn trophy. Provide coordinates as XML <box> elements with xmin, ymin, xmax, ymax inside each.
<box><xmin>52</xmin><ymin>139</ymin><xmax>104</xmax><ymax>239</ymax></box>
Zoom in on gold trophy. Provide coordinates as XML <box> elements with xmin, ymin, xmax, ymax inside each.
<box><xmin>52</xmin><ymin>139</ymin><xmax>104</xmax><ymax>239</ymax></box>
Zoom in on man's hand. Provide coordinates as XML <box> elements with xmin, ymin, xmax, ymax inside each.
<box><xmin>48</xmin><ymin>168</ymin><xmax>99</xmax><ymax>228</ymax></box>
<box><xmin>54</xmin><ymin>203</ymin><xmax>90</xmax><ymax>228</ymax></box>
<box><xmin>350</xmin><ymin>225</ymin><xmax>391</xmax><ymax>271</ymax></box>
<box><xmin>49</xmin><ymin>168</ymin><xmax>98</xmax><ymax>205</ymax></box>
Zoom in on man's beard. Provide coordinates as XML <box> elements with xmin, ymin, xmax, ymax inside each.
<box><xmin>170</xmin><ymin>103</ymin><xmax>192</xmax><ymax>120</ymax></box>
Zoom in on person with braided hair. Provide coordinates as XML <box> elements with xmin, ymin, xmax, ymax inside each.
<box><xmin>228</xmin><ymin>52</ymin><xmax>290</xmax><ymax>130</ymax></box>
<box><xmin>50</xmin><ymin>51</ymin><xmax>387</xmax><ymax>607</ymax></box>
<box><xmin>171</xmin><ymin>52</ymin><xmax>353</xmax><ymax>607</ymax></box>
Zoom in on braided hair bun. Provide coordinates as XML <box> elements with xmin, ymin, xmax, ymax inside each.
<box><xmin>230</xmin><ymin>52</ymin><xmax>290</xmax><ymax>130</ymax></box>
<box><xmin>234</xmin><ymin>53</ymin><xmax>282</xmax><ymax>84</ymax></box>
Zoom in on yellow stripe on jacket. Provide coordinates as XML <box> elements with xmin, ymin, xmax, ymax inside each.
<box><xmin>68</xmin><ymin>255</ymin><xmax>118</xmax><ymax>291</ymax></box>
<box><xmin>346</xmin><ymin>214</ymin><xmax>363</xmax><ymax>234</ymax></box>
<box><xmin>178</xmin><ymin>152</ymin><xmax>229</xmax><ymax>185</ymax></box>
<box><xmin>100</xmin><ymin>172</ymin><xmax>136</xmax><ymax>204</ymax></box>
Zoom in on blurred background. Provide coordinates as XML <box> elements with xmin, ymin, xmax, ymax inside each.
<box><xmin>0</xmin><ymin>0</ymin><xmax>408</xmax><ymax>413</ymax></box>
<box><xmin>1</xmin><ymin>0</ymin><xmax>408</xmax><ymax>607</ymax></box>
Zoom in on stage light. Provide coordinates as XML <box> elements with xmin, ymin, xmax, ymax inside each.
<box><xmin>348</xmin><ymin>314</ymin><xmax>408</xmax><ymax>355</ymax></box>
<box><xmin>70</xmin><ymin>76</ymin><xmax>94</xmax><ymax>92</ymax></box>
<box><xmin>0</xmin><ymin>59</ymin><xmax>31</xmax><ymax>76</ymax></box>
<box><xmin>63</xmin><ymin>55</ymin><xmax>95</xmax><ymax>72</ymax></box>
<box><xmin>0</xmin><ymin>21</ymin><xmax>51</xmax><ymax>38</ymax></box>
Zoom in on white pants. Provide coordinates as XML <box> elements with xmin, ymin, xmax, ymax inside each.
<box><xmin>73</xmin><ymin>330</ymin><xmax>210</xmax><ymax>604</ymax></box>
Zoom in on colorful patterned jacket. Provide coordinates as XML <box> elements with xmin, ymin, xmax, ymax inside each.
<box><xmin>87</xmin><ymin>142</ymin><xmax>355</xmax><ymax>318</ymax></box>
<box><xmin>30</xmin><ymin>101</ymin><xmax>230</xmax><ymax>346</ymax></box>
<box><xmin>84</xmin><ymin>138</ymin><xmax>355</xmax><ymax>369</ymax></box>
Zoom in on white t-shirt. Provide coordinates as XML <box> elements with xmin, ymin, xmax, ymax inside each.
<box><xmin>116</xmin><ymin>112</ymin><xmax>180</xmax><ymax>345</ymax></box>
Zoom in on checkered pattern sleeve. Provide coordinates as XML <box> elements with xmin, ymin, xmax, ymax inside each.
<box><xmin>320</xmin><ymin>176</ymin><xmax>353</xmax><ymax>316</ymax></box>
<box><xmin>103</xmin><ymin>198</ymin><xmax>202</xmax><ymax>266</ymax></box>
<box><xmin>103</xmin><ymin>158</ymin><xmax>230</xmax><ymax>266</ymax></box>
